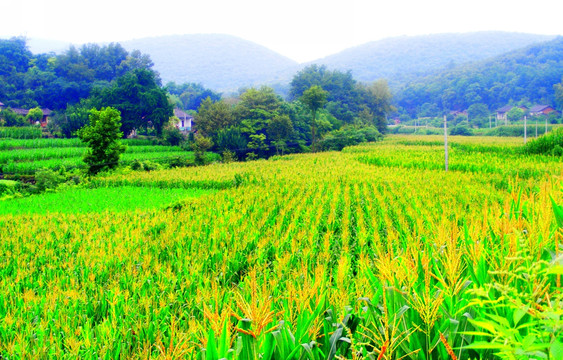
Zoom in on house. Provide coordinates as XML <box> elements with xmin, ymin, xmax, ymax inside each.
<box><xmin>0</xmin><ymin>102</ymin><xmax>53</xmax><ymax>127</ymax></box>
<box><xmin>529</xmin><ymin>105</ymin><xmax>558</xmax><ymax>117</ymax></box>
<box><xmin>496</xmin><ymin>105</ymin><xmax>528</xmax><ymax>122</ymax></box>
<box><xmin>14</xmin><ymin>108</ymin><xmax>53</xmax><ymax>127</ymax></box>
<box><xmin>450</xmin><ymin>110</ymin><xmax>468</xmax><ymax>118</ymax></box>
<box><xmin>173</xmin><ymin>108</ymin><xmax>193</xmax><ymax>132</ymax></box>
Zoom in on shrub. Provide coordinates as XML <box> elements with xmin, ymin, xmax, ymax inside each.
<box><xmin>78</xmin><ymin>107</ymin><xmax>126</xmax><ymax>175</ymax></box>
<box><xmin>450</xmin><ymin>124</ymin><xmax>474</xmax><ymax>136</ymax></box>
<box><xmin>318</xmin><ymin>126</ymin><xmax>381</xmax><ymax>151</ymax></box>
<box><xmin>524</xmin><ymin>127</ymin><xmax>563</xmax><ymax>155</ymax></box>
<box><xmin>35</xmin><ymin>168</ymin><xmax>66</xmax><ymax>192</ymax></box>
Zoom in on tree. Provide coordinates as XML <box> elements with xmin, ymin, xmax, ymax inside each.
<box><xmin>26</xmin><ymin>107</ymin><xmax>43</xmax><ymax>125</ymax></box>
<box><xmin>78</xmin><ymin>107</ymin><xmax>126</xmax><ymax>175</ymax></box>
<box><xmin>555</xmin><ymin>78</ymin><xmax>563</xmax><ymax>110</ymax></box>
<box><xmin>97</xmin><ymin>69</ymin><xmax>172</xmax><ymax>137</ymax></box>
<box><xmin>300</xmin><ymin>85</ymin><xmax>328</xmax><ymax>151</ymax></box>
<box><xmin>290</xmin><ymin>65</ymin><xmax>361</xmax><ymax>123</ymax></box>
<box><xmin>195</xmin><ymin>97</ymin><xmax>235</xmax><ymax>137</ymax></box>
<box><xmin>359</xmin><ymin>80</ymin><xmax>395</xmax><ymax>133</ymax></box>
<box><xmin>267</xmin><ymin>114</ymin><xmax>293</xmax><ymax>154</ymax></box>
<box><xmin>192</xmin><ymin>134</ymin><xmax>214</xmax><ymax>165</ymax></box>
<box><xmin>507</xmin><ymin>107</ymin><xmax>525</xmax><ymax>123</ymax></box>
<box><xmin>467</xmin><ymin>103</ymin><xmax>489</xmax><ymax>127</ymax></box>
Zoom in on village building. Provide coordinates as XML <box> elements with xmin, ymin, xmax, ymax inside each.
<box><xmin>529</xmin><ymin>105</ymin><xmax>558</xmax><ymax>117</ymax></box>
<box><xmin>173</xmin><ymin>108</ymin><xmax>193</xmax><ymax>132</ymax></box>
<box><xmin>0</xmin><ymin>101</ymin><xmax>53</xmax><ymax>127</ymax></box>
<box><xmin>496</xmin><ymin>105</ymin><xmax>528</xmax><ymax>122</ymax></box>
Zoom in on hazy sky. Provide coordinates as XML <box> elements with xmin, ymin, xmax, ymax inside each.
<box><xmin>1</xmin><ymin>0</ymin><xmax>562</xmax><ymax>62</ymax></box>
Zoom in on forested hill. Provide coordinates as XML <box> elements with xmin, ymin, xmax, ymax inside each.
<box><xmin>395</xmin><ymin>36</ymin><xmax>563</xmax><ymax>117</ymax></box>
<box><xmin>25</xmin><ymin>32</ymin><xmax>554</xmax><ymax>94</ymax></box>
<box><xmin>120</xmin><ymin>34</ymin><xmax>298</xmax><ymax>91</ymax></box>
<box><xmin>312</xmin><ymin>32</ymin><xmax>554</xmax><ymax>87</ymax></box>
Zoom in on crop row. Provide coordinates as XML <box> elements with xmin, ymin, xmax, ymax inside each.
<box><xmin>0</xmin><ymin>135</ymin><xmax>560</xmax><ymax>359</ymax></box>
<box><xmin>0</xmin><ymin>145</ymin><xmax>185</xmax><ymax>163</ymax></box>
<box><xmin>0</xmin><ymin>137</ymin><xmax>158</xmax><ymax>150</ymax></box>
<box><xmin>0</xmin><ymin>151</ymin><xmax>214</xmax><ymax>175</ymax></box>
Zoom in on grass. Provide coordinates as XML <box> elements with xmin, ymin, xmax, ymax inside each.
<box><xmin>0</xmin><ymin>186</ymin><xmax>216</xmax><ymax>215</ymax></box>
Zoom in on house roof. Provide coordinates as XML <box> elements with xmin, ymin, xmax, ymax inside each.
<box><xmin>174</xmin><ymin>108</ymin><xmax>192</xmax><ymax>120</ymax></box>
<box><xmin>9</xmin><ymin>108</ymin><xmax>53</xmax><ymax>116</ymax></box>
<box><xmin>497</xmin><ymin>105</ymin><xmax>513</xmax><ymax>113</ymax></box>
<box><xmin>497</xmin><ymin>105</ymin><xmax>528</xmax><ymax>113</ymax></box>
<box><xmin>12</xmin><ymin>108</ymin><xmax>29</xmax><ymax>115</ymax></box>
<box><xmin>529</xmin><ymin>105</ymin><xmax>552</xmax><ymax>113</ymax></box>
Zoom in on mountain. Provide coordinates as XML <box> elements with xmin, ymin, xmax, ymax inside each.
<box><xmin>120</xmin><ymin>34</ymin><xmax>298</xmax><ymax>92</ymax></box>
<box><xmin>24</xmin><ymin>32</ymin><xmax>557</xmax><ymax>95</ymax></box>
<box><xmin>309</xmin><ymin>32</ymin><xmax>555</xmax><ymax>87</ymax></box>
<box><xmin>394</xmin><ymin>36</ymin><xmax>563</xmax><ymax>116</ymax></box>
<box><xmin>27</xmin><ymin>38</ymin><xmax>71</xmax><ymax>54</ymax></box>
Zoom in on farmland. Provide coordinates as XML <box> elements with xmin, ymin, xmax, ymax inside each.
<box><xmin>0</xmin><ymin>138</ymin><xmax>219</xmax><ymax>175</ymax></box>
<box><xmin>0</xmin><ymin>135</ymin><xmax>561</xmax><ymax>359</ymax></box>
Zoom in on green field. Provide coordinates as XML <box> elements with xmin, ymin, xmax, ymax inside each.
<box><xmin>0</xmin><ymin>135</ymin><xmax>561</xmax><ymax>359</ymax></box>
<box><xmin>0</xmin><ymin>186</ymin><xmax>216</xmax><ymax>215</ymax></box>
<box><xmin>0</xmin><ymin>138</ymin><xmax>219</xmax><ymax>175</ymax></box>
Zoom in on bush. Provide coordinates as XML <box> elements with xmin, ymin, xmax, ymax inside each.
<box><xmin>319</xmin><ymin>126</ymin><xmax>381</xmax><ymax>151</ymax></box>
<box><xmin>450</xmin><ymin>124</ymin><xmax>473</xmax><ymax>136</ymax></box>
<box><xmin>0</xmin><ymin>180</ymin><xmax>18</xmax><ymax>196</ymax></box>
<box><xmin>35</xmin><ymin>168</ymin><xmax>66</xmax><ymax>192</ymax></box>
<box><xmin>524</xmin><ymin>127</ymin><xmax>563</xmax><ymax>155</ymax></box>
<box><xmin>162</xmin><ymin>123</ymin><xmax>185</xmax><ymax>146</ymax></box>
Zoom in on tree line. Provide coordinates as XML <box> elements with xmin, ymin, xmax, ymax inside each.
<box><xmin>394</xmin><ymin>37</ymin><xmax>563</xmax><ymax>122</ymax></box>
<box><xmin>0</xmin><ymin>38</ymin><xmax>394</xmax><ymax>160</ymax></box>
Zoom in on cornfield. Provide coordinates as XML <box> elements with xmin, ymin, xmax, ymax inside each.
<box><xmin>0</xmin><ymin>135</ymin><xmax>561</xmax><ymax>359</ymax></box>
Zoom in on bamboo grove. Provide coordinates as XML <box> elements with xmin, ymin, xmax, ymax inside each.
<box><xmin>0</xmin><ymin>136</ymin><xmax>561</xmax><ymax>359</ymax></box>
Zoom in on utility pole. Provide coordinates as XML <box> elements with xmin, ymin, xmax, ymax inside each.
<box><xmin>489</xmin><ymin>115</ymin><xmax>491</xmax><ymax>129</ymax></box>
<box><xmin>524</xmin><ymin>115</ymin><xmax>527</xmax><ymax>144</ymax></box>
<box><xmin>535</xmin><ymin>118</ymin><xmax>538</xmax><ymax>138</ymax></box>
<box><xmin>545</xmin><ymin>117</ymin><xmax>548</xmax><ymax>135</ymax></box>
<box><xmin>444</xmin><ymin>115</ymin><xmax>448</xmax><ymax>172</ymax></box>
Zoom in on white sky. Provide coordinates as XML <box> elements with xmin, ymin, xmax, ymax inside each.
<box><xmin>1</xmin><ymin>0</ymin><xmax>562</xmax><ymax>63</ymax></box>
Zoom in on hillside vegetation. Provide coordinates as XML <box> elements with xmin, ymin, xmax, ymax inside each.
<box><xmin>396</xmin><ymin>36</ymin><xmax>563</xmax><ymax>116</ymax></box>
<box><xmin>312</xmin><ymin>32</ymin><xmax>553</xmax><ymax>87</ymax></box>
<box><xmin>23</xmin><ymin>32</ymin><xmax>555</xmax><ymax>94</ymax></box>
<box><xmin>121</xmin><ymin>34</ymin><xmax>298</xmax><ymax>91</ymax></box>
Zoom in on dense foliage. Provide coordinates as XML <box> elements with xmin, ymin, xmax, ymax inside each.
<box><xmin>396</xmin><ymin>37</ymin><xmax>563</xmax><ymax>118</ymax></box>
<box><xmin>290</xmin><ymin>65</ymin><xmax>393</xmax><ymax>133</ymax></box>
<box><xmin>78</xmin><ymin>107</ymin><xmax>126</xmax><ymax>175</ymax></box>
<box><xmin>524</xmin><ymin>126</ymin><xmax>563</xmax><ymax>155</ymax></box>
<box><xmin>0</xmin><ymin>38</ymin><xmax>155</xmax><ymax>111</ymax></box>
<box><xmin>192</xmin><ymin>77</ymin><xmax>391</xmax><ymax>159</ymax></box>
<box><xmin>0</xmin><ymin>136</ymin><xmax>561</xmax><ymax>359</ymax></box>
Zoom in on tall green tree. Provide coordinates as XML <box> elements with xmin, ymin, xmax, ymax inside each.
<box><xmin>300</xmin><ymin>85</ymin><xmax>328</xmax><ymax>151</ymax></box>
<box><xmin>554</xmin><ymin>78</ymin><xmax>563</xmax><ymax>110</ymax></box>
<box><xmin>507</xmin><ymin>107</ymin><xmax>525</xmax><ymax>123</ymax></box>
<box><xmin>267</xmin><ymin>114</ymin><xmax>293</xmax><ymax>154</ymax></box>
<box><xmin>195</xmin><ymin>97</ymin><xmax>235</xmax><ymax>137</ymax></box>
<box><xmin>359</xmin><ymin>80</ymin><xmax>395</xmax><ymax>133</ymax></box>
<box><xmin>290</xmin><ymin>65</ymin><xmax>361</xmax><ymax>123</ymax></box>
<box><xmin>26</xmin><ymin>107</ymin><xmax>43</xmax><ymax>124</ymax></box>
<box><xmin>78</xmin><ymin>107</ymin><xmax>126</xmax><ymax>175</ymax></box>
<box><xmin>97</xmin><ymin>69</ymin><xmax>172</xmax><ymax>137</ymax></box>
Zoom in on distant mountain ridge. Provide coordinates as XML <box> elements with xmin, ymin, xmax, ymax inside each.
<box><xmin>395</xmin><ymin>36</ymin><xmax>563</xmax><ymax>116</ymax></box>
<box><xmin>120</xmin><ymin>34</ymin><xmax>298</xmax><ymax>91</ymax></box>
<box><xmin>312</xmin><ymin>32</ymin><xmax>555</xmax><ymax>87</ymax></box>
<box><xmin>26</xmin><ymin>32</ymin><xmax>557</xmax><ymax>93</ymax></box>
